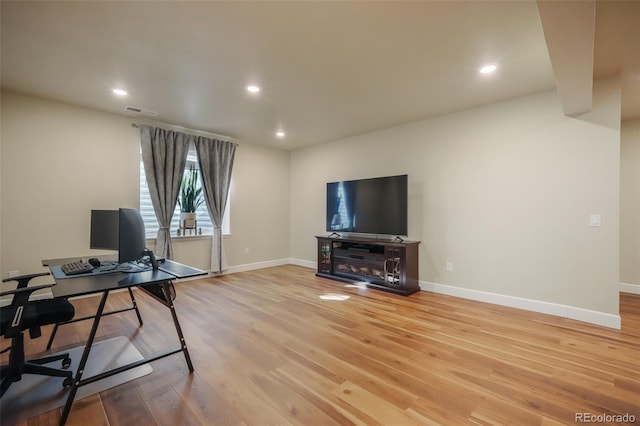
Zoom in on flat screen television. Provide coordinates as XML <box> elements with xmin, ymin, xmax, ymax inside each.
<box><xmin>326</xmin><ymin>174</ymin><xmax>408</xmax><ymax>236</ymax></box>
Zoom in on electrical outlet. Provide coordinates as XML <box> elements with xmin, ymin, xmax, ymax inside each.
<box><xmin>243</xmin><ymin>248</ymin><xmax>250</xmax><ymax>254</ymax></box>
<box><xmin>8</xmin><ymin>270</ymin><xmax>19</xmax><ymax>278</ymax></box>
<box><xmin>445</xmin><ymin>262</ymin><xmax>453</xmax><ymax>272</ymax></box>
<box><xmin>590</xmin><ymin>214</ymin><xmax>601</xmax><ymax>227</ymax></box>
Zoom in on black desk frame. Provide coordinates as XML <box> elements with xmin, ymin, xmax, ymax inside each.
<box><xmin>46</xmin><ymin>287</ymin><xmax>143</xmax><ymax>351</ymax></box>
<box><xmin>42</xmin><ymin>259</ymin><xmax>203</xmax><ymax>425</ymax></box>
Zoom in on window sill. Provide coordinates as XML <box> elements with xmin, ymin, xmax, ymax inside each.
<box><xmin>146</xmin><ymin>233</ymin><xmax>231</xmax><ymax>244</ymax></box>
<box><xmin>173</xmin><ymin>234</ymin><xmax>212</xmax><ymax>242</ymax></box>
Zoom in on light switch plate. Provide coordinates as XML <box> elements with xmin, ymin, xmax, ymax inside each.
<box><xmin>590</xmin><ymin>214</ymin><xmax>601</xmax><ymax>227</ymax></box>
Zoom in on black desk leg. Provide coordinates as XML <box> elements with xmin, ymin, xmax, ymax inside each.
<box><xmin>46</xmin><ymin>322</ymin><xmax>59</xmax><ymax>350</ymax></box>
<box><xmin>128</xmin><ymin>287</ymin><xmax>143</xmax><ymax>326</ymax></box>
<box><xmin>47</xmin><ymin>298</ymin><xmax>69</xmax><ymax>350</ymax></box>
<box><xmin>162</xmin><ymin>281</ymin><xmax>194</xmax><ymax>372</ymax></box>
<box><xmin>48</xmin><ymin>292</ymin><xmax>142</xmax><ymax>351</ymax></box>
<box><xmin>59</xmin><ymin>290</ymin><xmax>109</xmax><ymax>426</ymax></box>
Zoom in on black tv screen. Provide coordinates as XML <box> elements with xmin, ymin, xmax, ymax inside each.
<box><xmin>326</xmin><ymin>174</ymin><xmax>408</xmax><ymax>236</ymax></box>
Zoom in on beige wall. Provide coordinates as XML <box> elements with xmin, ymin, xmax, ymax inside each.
<box><xmin>0</xmin><ymin>92</ymin><xmax>3</xmax><ymax>277</ymax></box>
<box><xmin>620</xmin><ymin>118</ymin><xmax>640</xmax><ymax>286</ymax></box>
<box><xmin>145</xmin><ymin>144</ymin><xmax>291</xmax><ymax>271</ymax></box>
<box><xmin>290</xmin><ymin>78</ymin><xmax>621</xmax><ymax>320</ymax></box>
<box><xmin>1</xmin><ymin>81</ymin><xmax>630</xmax><ymax>324</ymax></box>
<box><xmin>0</xmin><ymin>91</ymin><xmax>290</xmax><ymax>276</ymax></box>
<box><xmin>222</xmin><ymin>143</ymin><xmax>290</xmax><ymax>267</ymax></box>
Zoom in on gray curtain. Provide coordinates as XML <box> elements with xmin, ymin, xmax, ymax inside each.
<box><xmin>194</xmin><ymin>136</ymin><xmax>237</xmax><ymax>273</ymax></box>
<box><xmin>139</xmin><ymin>125</ymin><xmax>191</xmax><ymax>260</ymax></box>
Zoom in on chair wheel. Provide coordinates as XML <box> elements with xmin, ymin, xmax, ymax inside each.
<box><xmin>63</xmin><ymin>377</ymin><xmax>73</xmax><ymax>388</ymax></box>
<box><xmin>62</xmin><ymin>356</ymin><xmax>71</xmax><ymax>369</ymax></box>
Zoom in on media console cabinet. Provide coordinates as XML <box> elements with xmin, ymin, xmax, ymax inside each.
<box><xmin>315</xmin><ymin>235</ymin><xmax>420</xmax><ymax>296</ymax></box>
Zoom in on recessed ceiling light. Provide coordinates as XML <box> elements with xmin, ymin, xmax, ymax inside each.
<box><xmin>479</xmin><ymin>64</ymin><xmax>497</xmax><ymax>74</ymax></box>
<box><xmin>276</xmin><ymin>131</ymin><xmax>285</xmax><ymax>138</ymax></box>
<box><xmin>247</xmin><ymin>85</ymin><xmax>261</xmax><ymax>93</ymax></box>
<box><xmin>112</xmin><ymin>88</ymin><xmax>128</xmax><ymax>96</ymax></box>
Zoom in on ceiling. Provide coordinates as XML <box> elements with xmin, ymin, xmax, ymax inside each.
<box><xmin>1</xmin><ymin>1</ymin><xmax>638</xmax><ymax>150</ymax></box>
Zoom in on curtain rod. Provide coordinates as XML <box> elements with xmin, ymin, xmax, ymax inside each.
<box><xmin>131</xmin><ymin>121</ymin><xmax>237</xmax><ymax>144</ymax></box>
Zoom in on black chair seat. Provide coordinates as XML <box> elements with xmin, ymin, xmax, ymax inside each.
<box><xmin>1</xmin><ymin>299</ymin><xmax>74</xmax><ymax>335</ymax></box>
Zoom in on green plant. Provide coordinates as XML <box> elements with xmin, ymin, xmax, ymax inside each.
<box><xmin>178</xmin><ymin>164</ymin><xmax>204</xmax><ymax>213</ymax></box>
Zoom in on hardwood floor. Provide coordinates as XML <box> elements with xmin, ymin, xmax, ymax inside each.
<box><xmin>3</xmin><ymin>265</ymin><xmax>639</xmax><ymax>425</ymax></box>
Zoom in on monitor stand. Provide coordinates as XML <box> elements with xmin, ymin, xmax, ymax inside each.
<box><xmin>143</xmin><ymin>249</ymin><xmax>159</xmax><ymax>271</ymax></box>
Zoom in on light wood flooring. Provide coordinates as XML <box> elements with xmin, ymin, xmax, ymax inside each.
<box><xmin>3</xmin><ymin>265</ymin><xmax>639</xmax><ymax>425</ymax></box>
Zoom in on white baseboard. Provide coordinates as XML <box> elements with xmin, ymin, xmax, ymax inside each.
<box><xmin>288</xmin><ymin>258</ymin><xmax>316</xmax><ymax>269</ymax></box>
<box><xmin>620</xmin><ymin>282</ymin><xmax>640</xmax><ymax>294</ymax></box>
<box><xmin>279</xmin><ymin>261</ymin><xmax>622</xmax><ymax>329</ymax></box>
<box><xmin>420</xmin><ymin>280</ymin><xmax>621</xmax><ymax>329</ymax></box>
<box><xmin>282</xmin><ymin>261</ymin><xmax>623</xmax><ymax>329</ymax></box>
<box><xmin>222</xmin><ymin>258</ymin><xmax>315</xmax><ymax>274</ymax></box>
<box><xmin>223</xmin><ymin>258</ymin><xmax>290</xmax><ymax>274</ymax></box>
<box><xmin>6</xmin><ymin>259</ymin><xmax>625</xmax><ymax>330</ymax></box>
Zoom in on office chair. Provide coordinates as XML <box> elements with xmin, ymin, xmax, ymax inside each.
<box><xmin>1</xmin><ymin>272</ymin><xmax>75</xmax><ymax>398</ymax></box>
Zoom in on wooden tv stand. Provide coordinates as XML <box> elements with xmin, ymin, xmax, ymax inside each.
<box><xmin>315</xmin><ymin>235</ymin><xmax>420</xmax><ymax>296</ymax></box>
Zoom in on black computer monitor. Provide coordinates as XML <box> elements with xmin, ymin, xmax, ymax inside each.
<box><xmin>90</xmin><ymin>210</ymin><xmax>119</xmax><ymax>250</ymax></box>
<box><xmin>118</xmin><ymin>208</ymin><xmax>147</xmax><ymax>264</ymax></box>
<box><xmin>117</xmin><ymin>208</ymin><xmax>159</xmax><ymax>270</ymax></box>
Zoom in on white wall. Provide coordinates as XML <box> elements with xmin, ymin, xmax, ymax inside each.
<box><xmin>620</xmin><ymin>118</ymin><xmax>640</xmax><ymax>289</ymax></box>
<box><xmin>290</xmin><ymin>78</ymin><xmax>621</xmax><ymax>327</ymax></box>
<box><xmin>0</xmin><ymin>91</ymin><xmax>290</xmax><ymax>276</ymax></box>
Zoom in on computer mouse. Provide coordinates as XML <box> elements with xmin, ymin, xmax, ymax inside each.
<box><xmin>88</xmin><ymin>258</ymin><xmax>101</xmax><ymax>268</ymax></box>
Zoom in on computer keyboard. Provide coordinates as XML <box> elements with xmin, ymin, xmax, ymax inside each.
<box><xmin>60</xmin><ymin>260</ymin><xmax>94</xmax><ymax>275</ymax></box>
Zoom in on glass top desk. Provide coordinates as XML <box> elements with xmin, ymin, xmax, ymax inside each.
<box><xmin>42</xmin><ymin>256</ymin><xmax>206</xmax><ymax>425</ymax></box>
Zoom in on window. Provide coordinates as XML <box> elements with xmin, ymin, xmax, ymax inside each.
<box><xmin>140</xmin><ymin>143</ymin><xmax>230</xmax><ymax>239</ymax></box>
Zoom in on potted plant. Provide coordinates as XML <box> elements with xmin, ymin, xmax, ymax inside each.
<box><xmin>178</xmin><ymin>164</ymin><xmax>204</xmax><ymax>230</ymax></box>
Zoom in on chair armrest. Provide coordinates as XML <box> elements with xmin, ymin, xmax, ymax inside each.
<box><xmin>1</xmin><ymin>280</ymin><xmax>56</xmax><ymax>338</ymax></box>
<box><xmin>2</xmin><ymin>272</ymin><xmax>50</xmax><ymax>289</ymax></box>
<box><xmin>0</xmin><ymin>283</ymin><xmax>56</xmax><ymax>298</ymax></box>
